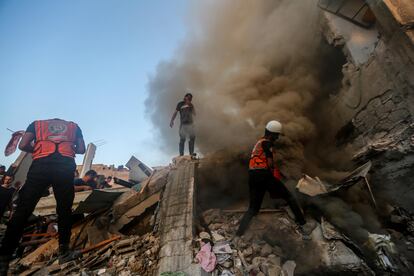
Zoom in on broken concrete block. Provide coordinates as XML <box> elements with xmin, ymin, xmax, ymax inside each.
<box><xmin>199</xmin><ymin>231</ymin><xmax>210</xmax><ymax>240</ymax></box>
<box><xmin>242</xmin><ymin>247</ymin><xmax>253</xmax><ymax>257</ymax></box>
<box><xmin>251</xmin><ymin>243</ymin><xmax>261</xmax><ymax>254</ymax></box>
<box><xmin>126</xmin><ymin>156</ymin><xmax>152</xmax><ymax>183</ymax></box>
<box><xmin>211</xmin><ymin>231</ymin><xmax>225</xmax><ymax>242</ymax></box>
<box><xmin>267</xmin><ymin>264</ymin><xmax>282</xmax><ymax>276</ymax></box>
<box><xmin>252</xmin><ymin>256</ymin><xmax>267</xmax><ymax>267</ymax></box>
<box><xmin>260</xmin><ymin>243</ymin><xmax>273</xmax><ymax>257</ymax></box>
<box><xmin>281</xmin><ymin>260</ymin><xmax>296</xmax><ymax>276</ymax></box>
<box><xmin>268</xmin><ymin>254</ymin><xmax>281</xmax><ymax>266</ymax></box>
<box><xmin>296</xmin><ymin>175</ymin><xmax>328</xmax><ymax>196</ymax></box>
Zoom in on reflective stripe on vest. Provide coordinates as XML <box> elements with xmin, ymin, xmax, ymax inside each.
<box><xmin>32</xmin><ymin>119</ymin><xmax>77</xmax><ymax>160</ymax></box>
<box><xmin>249</xmin><ymin>138</ymin><xmax>271</xmax><ymax>170</ymax></box>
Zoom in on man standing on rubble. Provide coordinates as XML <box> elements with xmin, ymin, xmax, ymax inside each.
<box><xmin>170</xmin><ymin>92</ymin><xmax>196</xmax><ymax>156</ymax></box>
<box><xmin>236</xmin><ymin>120</ymin><xmax>310</xmax><ymax>239</ymax></box>
<box><xmin>0</xmin><ymin>118</ymin><xmax>85</xmax><ymax>275</ymax></box>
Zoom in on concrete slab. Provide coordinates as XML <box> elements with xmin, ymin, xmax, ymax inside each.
<box><xmin>157</xmin><ymin>157</ymin><xmax>199</xmax><ymax>275</ymax></box>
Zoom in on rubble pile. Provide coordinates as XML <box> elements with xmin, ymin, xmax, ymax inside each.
<box><xmin>1</xmin><ymin>165</ymin><xmax>171</xmax><ymax>276</ymax></box>
<box><xmin>11</xmin><ymin>233</ymin><xmax>160</xmax><ymax>275</ymax></box>
<box><xmin>194</xmin><ymin>208</ymin><xmax>372</xmax><ymax>275</ymax></box>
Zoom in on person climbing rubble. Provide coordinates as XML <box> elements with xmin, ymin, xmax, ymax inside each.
<box><xmin>169</xmin><ymin>91</ymin><xmax>196</xmax><ymax>156</ymax></box>
<box><xmin>236</xmin><ymin>120</ymin><xmax>311</xmax><ymax>239</ymax></box>
<box><xmin>74</xmin><ymin>169</ymin><xmax>98</xmax><ymax>191</ymax></box>
<box><xmin>0</xmin><ymin>118</ymin><xmax>86</xmax><ymax>275</ymax></box>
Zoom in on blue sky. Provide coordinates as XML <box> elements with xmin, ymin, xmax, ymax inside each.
<box><xmin>0</xmin><ymin>0</ymin><xmax>188</xmax><ymax>168</ymax></box>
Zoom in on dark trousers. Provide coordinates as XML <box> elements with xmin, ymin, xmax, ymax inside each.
<box><xmin>0</xmin><ymin>187</ymin><xmax>14</xmax><ymax>219</ymax></box>
<box><xmin>179</xmin><ymin>124</ymin><xmax>195</xmax><ymax>156</ymax></box>
<box><xmin>0</xmin><ymin>160</ymin><xmax>75</xmax><ymax>256</ymax></box>
<box><xmin>236</xmin><ymin>170</ymin><xmax>306</xmax><ymax>236</ymax></box>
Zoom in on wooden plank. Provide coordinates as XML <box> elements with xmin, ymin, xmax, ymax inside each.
<box><xmin>110</xmin><ymin>192</ymin><xmax>160</xmax><ymax>231</ymax></box>
<box><xmin>80</xmin><ymin>235</ymin><xmax>121</xmax><ymax>254</ymax></box>
<box><xmin>19</xmin><ymin>222</ymin><xmax>85</xmax><ymax>266</ymax></box>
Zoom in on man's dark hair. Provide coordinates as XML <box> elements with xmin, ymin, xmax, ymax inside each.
<box><xmin>85</xmin><ymin>170</ymin><xmax>97</xmax><ymax>177</ymax></box>
<box><xmin>184</xmin><ymin>93</ymin><xmax>193</xmax><ymax>98</ymax></box>
<box><xmin>0</xmin><ymin>165</ymin><xmax>6</xmax><ymax>170</ymax></box>
<box><xmin>4</xmin><ymin>173</ymin><xmax>14</xmax><ymax>179</ymax></box>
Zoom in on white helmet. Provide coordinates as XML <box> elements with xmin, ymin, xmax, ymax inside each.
<box><xmin>265</xmin><ymin>120</ymin><xmax>282</xmax><ymax>134</ymax></box>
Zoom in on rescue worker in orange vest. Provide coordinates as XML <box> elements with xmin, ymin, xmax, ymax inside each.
<box><xmin>0</xmin><ymin>119</ymin><xmax>85</xmax><ymax>274</ymax></box>
<box><xmin>236</xmin><ymin>120</ymin><xmax>309</xmax><ymax>238</ymax></box>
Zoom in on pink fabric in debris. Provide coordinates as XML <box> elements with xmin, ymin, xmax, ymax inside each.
<box><xmin>196</xmin><ymin>242</ymin><xmax>216</xmax><ymax>272</ymax></box>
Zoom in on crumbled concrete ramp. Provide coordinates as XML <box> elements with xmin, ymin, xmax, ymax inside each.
<box><xmin>157</xmin><ymin>156</ymin><xmax>204</xmax><ymax>275</ymax></box>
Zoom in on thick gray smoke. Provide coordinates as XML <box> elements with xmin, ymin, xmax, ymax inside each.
<box><xmin>144</xmin><ymin>4</ymin><xmax>409</xmax><ymax>271</ymax></box>
<box><xmin>146</xmin><ymin>0</ymin><xmax>349</xmax><ymax>179</ymax></box>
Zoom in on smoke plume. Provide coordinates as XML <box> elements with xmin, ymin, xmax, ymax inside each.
<box><xmin>146</xmin><ymin>0</ymin><xmax>350</xmax><ymax>179</ymax></box>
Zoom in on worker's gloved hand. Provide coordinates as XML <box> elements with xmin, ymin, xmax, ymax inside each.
<box><xmin>273</xmin><ymin>168</ymin><xmax>282</xmax><ymax>181</ymax></box>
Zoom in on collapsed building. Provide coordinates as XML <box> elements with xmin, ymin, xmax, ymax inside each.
<box><xmin>1</xmin><ymin>0</ymin><xmax>414</xmax><ymax>275</ymax></box>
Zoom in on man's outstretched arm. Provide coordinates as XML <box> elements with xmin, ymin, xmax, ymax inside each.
<box><xmin>170</xmin><ymin>110</ymin><xmax>178</xmax><ymax>128</ymax></box>
<box><xmin>18</xmin><ymin>132</ymin><xmax>35</xmax><ymax>153</ymax></box>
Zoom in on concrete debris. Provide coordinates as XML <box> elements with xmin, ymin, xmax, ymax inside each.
<box><xmin>298</xmin><ymin>161</ymin><xmax>378</xmax><ymax>208</ymax></box>
<box><xmin>368</xmin><ymin>233</ymin><xmax>397</xmax><ymax>272</ymax></box>
<box><xmin>125</xmin><ymin>156</ymin><xmax>153</xmax><ymax>183</ymax></box>
<box><xmin>199</xmin><ymin>231</ymin><xmax>211</xmax><ymax>240</ymax></box>
<box><xmin>74</xmin><ymin>189</ymin><xmax>125</xmax><ymax>214</ymax></box>
<box><xmin>389</xmin><ymin>206</ymin><xmax>414</xmax><ymax>236</ymax></box>
<box><xmin>211</xmin><ymin>231</ymin><xmax>226</xmax><ymax>243</ymax></box>
<box><xmin>297</xmin><ymin>161</ymin><xmax>372</xmax><ymax>196</ymax></box>
<box><xmin>196</xmin><ymin>208</ymin><xmax>372</xmax><ymax>275</ymax></box>
<box><xmin>296</xmin><ymin>175</ymin><xmax>328</xmax><ymax>196</ymax></box>
<box><xmin>281</xmin><ymin>260</ymin><xmax>296</xmax><ymax>276</ymax></box>
<box><xmin>110</xmin><ymin>192</ymin><xmax>160</xmax><ymax>232</ymax></box>
<box><xmin>2</xmin><ymin>164</ymin><xmax>171</xmax><ymax>276</ymax></box>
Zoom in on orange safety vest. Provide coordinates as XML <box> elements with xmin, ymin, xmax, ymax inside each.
<box><xmin>32</xmin><ymin>119</ymin><xmax>78</xmax><ymax>160</ymax></box>
<box><xmin>249</xmin><ymin>138</ymin><xmax>271</xmax><ymax>170</ymax></box>
<box><xmin>249</xmin><ymin>138</ymin><xmax>282</xmax><ymax>180</ymax></box>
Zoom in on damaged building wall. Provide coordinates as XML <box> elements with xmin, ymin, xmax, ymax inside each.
<box><xmin>322</xmin><ymin>1</ymin><xmax>414</xmax><ymax>212</ymax></box>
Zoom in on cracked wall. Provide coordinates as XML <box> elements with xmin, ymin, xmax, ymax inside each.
<box><xmin>323</xmin><ymin>2</ymin><xmax>414</xmax><ymax>211</ymax></box>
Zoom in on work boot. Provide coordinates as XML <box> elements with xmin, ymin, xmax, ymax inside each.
<box><xmin>0</xmin><ymin>255</ymin><xmax>11</xmax><ymax>276</ymax></box>
<box><xmin>58</xmin><ymin>245</ymin><xmax>81</xmax><ymax>265</ymax></box>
